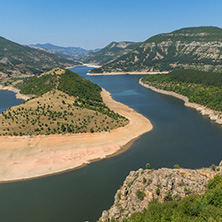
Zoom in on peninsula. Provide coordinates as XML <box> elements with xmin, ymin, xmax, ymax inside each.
<box><xmin>0</xmin><ymin>68</ymin><xmax>152</xmax><ymax>182</ymax></box>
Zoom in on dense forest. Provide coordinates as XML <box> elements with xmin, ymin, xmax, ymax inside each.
<box><xmin>142</xmin><ymin>70</ymin><xmax>222</xmax><ymax>111</ymax></box>
<box><xmin>17</xmin><ymin>69</ymin><xmax>102</xmax><ymax>101</ymax></box>
<box><xmin>17</xmin><ymin>74</ymin><xmax>58</xmax><ymax>96</ymax></box>
<box><xmin>57</xmin><ymin>69</ymin><xmax>102</xmax><ymax>102</ymax></box>
<box><xmin>116</xmin><ymin>175</ymin><xmax>222</xmax><ymax>222</ymax></box>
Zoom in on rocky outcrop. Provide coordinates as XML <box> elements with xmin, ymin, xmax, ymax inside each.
<box><xmin>139</xmin><ymin>79</ymin><xmax>222</xmax><ymax>125</ymax></box>
<box><xmin>99</xmin><ymin>162</ymin><xmax>222</xmax><ymax>222</ymax></box>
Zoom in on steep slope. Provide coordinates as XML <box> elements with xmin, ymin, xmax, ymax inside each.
<box><xmin>92</xmin><ymin>26</ymin><xmax>222</xmax><ymax>73</ymax></box>
<box><xmin>82</xmin><ymin>41</ymin><xmax>141</xmax><ymax>65</ymax></box>
<box><xmin>30</xmin><ymin>43</ymin><xmax>99</xmax><ymax>61</ymax></box>
<box><xmin>100</xmin><ymin>162</ymin><xmax>222</xmax><ymax>221</ymax></box>
<box><xmin>0</xmin><ymin>37</ymin><xmax>80</xmax><ymax>78</ymax></box>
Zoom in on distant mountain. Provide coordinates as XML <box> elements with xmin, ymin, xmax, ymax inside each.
<box><xmin>0</xmin><ymin>37</ymin><xmax>80</xmax><ymax>77</ymax></box>
<box><xmin>30</xmin><ymin>43</ymin><xmax>100</xmax><ymax>61</ymax></box>
<box><xmin>82</xmin><ymin>41</ymin><xmax>141</xmax><ymax>65</ymax></box>
<box><xmin>91</xmin><ymin>26</ymin><xmax>222</xmax><ymax>73</ymax></box>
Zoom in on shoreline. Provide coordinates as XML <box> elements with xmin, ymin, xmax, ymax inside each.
<box><xmin>82</xmin><ymin>63</ymin><xmax>101</xmax><ymax>68</ymax></box>
<box><xmin>66</xmin><ymin>63</ymin><xmax>101</xmax><ymax>69</ymax></box>
<box><xmin>139</xmin><ymin>79</ymin><xmax>222</xmax><ymax>125</ymax></box>
<box><xmin>87</xmin><ymin>71</ymin><xmax>169</xmax><ymax>76</ymax></box>
<box><xmin>0</xmin><ymin>85</ymin><xmax>34</xmax><ymax>100</ymax></box>
<box><xmin>0</xmin><ymin>88</ymin><xmax>153</xmax><ymax>183</ymax></box>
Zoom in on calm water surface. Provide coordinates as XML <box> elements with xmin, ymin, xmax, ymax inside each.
<box><xmin>0</xmin><ymin>66</ymin><xmax>221</xmax><ymax>222</ymax></box>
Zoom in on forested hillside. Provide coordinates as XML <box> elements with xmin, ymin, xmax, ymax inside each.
<box><xmin>0</xmin><ymin>36</ymin><xmax>80</xmax><ymax>78</ymax></box>
<box><xmin>142</xmin><ymin>70</ymin><xmax>222</xmax><ymax>111</ymax></box>
<box><xmin>91</xmin><ymin>26</ymin><xmax>222</xmax><ymax>73</ymax></box>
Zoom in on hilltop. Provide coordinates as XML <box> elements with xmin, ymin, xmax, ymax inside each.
<box><xmin>82</xmin><ymin>41</ymin><xmax>141</xmax><ymax>66</ymax></box>
<box><xmin>0</xmin><ymin>68</ymin><xmax>128</xmax><ymax>136</ymax></box>
<box><xmin>0</xmin><ymin>36</ymin><xmax>80</xmax><ymax>80</ymax></box>
<box><xmin>90</xmin><ymin>26</ymin><xmax>222</xmax><ymax>73</ymax></box>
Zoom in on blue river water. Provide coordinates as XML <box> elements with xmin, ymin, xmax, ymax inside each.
<box><xmin>0</xmin><ymin>66</ymin><xmax>221</xmax><ymax>222</ymax></box>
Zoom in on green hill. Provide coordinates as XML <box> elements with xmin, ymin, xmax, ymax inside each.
<box><xmin>0</xmin><ymin>68</ymin><xmax>128</xmax><ymax>136</ymax></box>
<box><xmin>91</xmin><ymin>26</ymin><xmax>222</xmax><ymax>73</ymax></box>
<box><xmin>142</xmin><ymin>69</ymin><xmax>222</xmax><ymax>111</ymax></box>
<box><xmin>0</xmin><ymin>36</ymin><xmax>80</xmax><ymax>78</ymax></box>
<box><xmin>83</xmin><ymin>41</ymin><xmax>140</xmax><ymax>65</ymax></box>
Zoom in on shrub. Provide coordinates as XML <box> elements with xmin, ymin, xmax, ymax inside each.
<box><xmin>184</xmin><ymin>187</ymin><xmax>191</xmax><ymax>195</ymax></box>
<box><xmin>164</xmin><ymin>191</ymin><xmax>172</xmax><ymax>202</ymax></box>
<box><xmin>155</xmin><ymin>188</ymin><xmax>160</xmax><ymax>196</ymax></box>
<box><xmin>143</xmin><ymin>177</ymin><xmax>147</xmax><ymax>184</ymax></box>
<box><xmin>146</xmin><ymin>163</ymin><xmax>151</xmax><ymax>169</ymax></box>
<box><xmin>174</xmin><ymin>164</ymin><xmax>180</xmax><ymax>169</ymax></box>
<box><xmin>210</xmin><ymin>164</ymin><xmax>216</xmax><ymax>171</ymax></box>
<box><xmin>136</xmin><ymin>190</ymin><xmax>146</xmax><ymax>201</ymax></box>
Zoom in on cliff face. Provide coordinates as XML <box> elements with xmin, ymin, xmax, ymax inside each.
<box><xmin>95</xmin><ymin>26</ymin><xmax>222</xmax><ymax>73</ymax></box>
<box><xmin>99</xmin><ymin>162</ymin><xmax>222</xmax><ymax>222</ymax></box>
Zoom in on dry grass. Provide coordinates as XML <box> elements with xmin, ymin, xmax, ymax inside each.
<box><xmin>0</xmin><ymin>90</ymin><xmax>128</xmax><ymax>136</ymax></box>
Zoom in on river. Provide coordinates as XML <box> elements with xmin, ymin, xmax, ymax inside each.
<box><xmin>0</xmin><ymin>66</ymin><xmax>221</xmax><ymax>222</ymax></box>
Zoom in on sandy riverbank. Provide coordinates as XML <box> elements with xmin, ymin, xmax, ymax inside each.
<box><xmin>139</xmin><ymin>79</ymin><xmax>222</xmax><ymax>125</ymax></box>
<box><xmin>0</xmin><ymin>89</ymin><xmax>153</xmax><ymax>182</ymax></box>
<box><xmin>83</xmin><ymin>63</ymin><xmax>101</xmax><ymax>68</ymax></box>
<box><xmin>87</xmin><ymin>71</ymin><xmax>169</xmax><ymax>76</ymax></box>
<box><xmin>66</xmin><ymin>64</ymin><xmax>101</xmax><ymax>69</ymax></box>
<box><xmin>0</xmin><ymin>85</ymin><xmax>34</xmax><ymax>100</ymax></box>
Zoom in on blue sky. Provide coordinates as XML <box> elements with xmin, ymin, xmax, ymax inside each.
<box><xmin>1</xmin><ymin>0</ymin><xmax>222</xmax><ymax>49</ymax></box>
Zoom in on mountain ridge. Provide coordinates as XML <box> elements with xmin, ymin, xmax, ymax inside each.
<box><xmin>0</xmin><ymin>36</ymin><xmax>80</xmax><ymax>79</ymax></box>
<box><xmin>30</xmin><ymin>43</ymin><xmax>100</xmax><ymax>61</ymax></box>
<box><xmin>82</xmin><ymin>41</ymin><xmax>141</xmax><ymax>65</ymax></box>
<box><xmin>90</xmin><ymin>26</ymin><xmax>222</xmax><ymax>73</ymax></box>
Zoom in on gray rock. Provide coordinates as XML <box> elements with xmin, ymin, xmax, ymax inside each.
<box><xmin>99</xmin><ymin>163</ymin><xmax>222</xmax><ymax>221</ymax></box>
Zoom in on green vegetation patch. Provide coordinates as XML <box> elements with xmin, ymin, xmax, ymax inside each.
<box><xmin>17</xmin><ymin>69</ymin><xmax>102</xmax><ymax>101</ymax></box>
<box><xmin>142</xmin><ymin>69</ymin><xmax>222</xmax><ymax>111</ymax></box>
<box><xmin>136</xmin><ymin>190</ymin><xmax>146</xmax><ymax>201</ymax></box>
<box><xmin>57</xmin><ymin>69</ymin><xmax>102</xmax><ymax>102</ymax></box>
<box><xmin>17</xmin><ymin>74</ymin><xmax>58</xmax><ymax>96</ymax></box>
